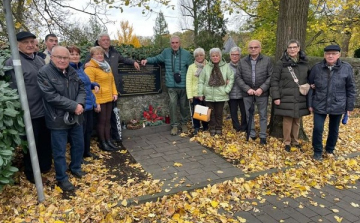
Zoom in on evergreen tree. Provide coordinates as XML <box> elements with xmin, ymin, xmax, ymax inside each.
<box><xmin>153</xmin><ymin>11</ymin><xmax>170</xmax><ymax>49</ymax></box>
<box><xmin>196</xmin><ymin>0</ymin><xmax>227</xmax><ymax>52</ymax></box>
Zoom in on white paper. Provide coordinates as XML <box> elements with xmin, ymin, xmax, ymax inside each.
<box><xmin>194</xmin><ymin>105</ymin><xmax>208</xmax><ymax>114</ymax></box>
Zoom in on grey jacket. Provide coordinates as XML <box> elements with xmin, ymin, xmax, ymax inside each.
<box><xmin>5</xmin><ymin>52</ymin><xmax>45</xmax><ymax>119</ymax></box>
<box><xmin>38</xmin><ymin>62</ymin><xmax>86</xmax><ymax>130</ymax></box>
<box><xmin>228</xmin><ymin>62</ymin><xmax>243</xmax><ymax>99</ymax></box>
<box><xmin>237</xmin><ymin>54</ymin><xmax>273</xmax><ymax>97</ymax></box>
<box><xmin>308</xmin><ymin>59</ymin><xmax>356</xmax><ymax>115</ymax></box>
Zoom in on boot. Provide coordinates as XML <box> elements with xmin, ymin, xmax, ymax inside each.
<box><xmin>99</xmin><ymin>141</ymin><xmax>113</xmax><ymax>151</ymax></box>
<box><xmin>106</xmin><ymin>140</ymin><xmax>119</xmax><ymax>150</ymax></box>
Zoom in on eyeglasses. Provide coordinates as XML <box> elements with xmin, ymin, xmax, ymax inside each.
<box><xmin>248</xmin><ymin>46</ymin><xmax>260</xmax><ymax>49</ymax></box>
<box><xmin>287</xmin><ymin>46</ymin><xmax>299</xmax><ymax>49</ymax></box>
<box><xmin>231</xmin><ymin>54</ymin><xmax>240</xmax><ymax>56</ymax></box>
<box><xmin>52</xmin><ymin>55</ymin><xmax>70</xmax><ymax>60</ymax></box>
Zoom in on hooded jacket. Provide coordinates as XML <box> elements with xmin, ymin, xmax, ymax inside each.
<box><xmin>38</xmin><ymin>61</ymin><xmax>86</xmax><ymax>129</ymax></box>
<box><xmin>308</xmin><ymin>59</ymin><xmax>356</xmax><ymax>115</ymax></box>
<box><xmin>84</xmin><ymin>59</ymin><xmax>117</xmax><ymax>104</ymax></box>
<box><xmin>270</xmin><ymin>50</ymin><xmax>310</xmax><ymax>118</ymax></box>
<box><xmin>146</xmin><ymin>47</ymin><xmax>193</xmax><ymax>88</ymax></box>
<box><xmin>198</xmin><ymin>60</ymin><xmax>234</xmax><ymax>102</ymax></box>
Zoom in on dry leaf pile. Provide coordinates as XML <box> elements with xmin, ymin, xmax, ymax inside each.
<box><xmin>0</xmin><ymin>110</ymin><xmax>360</xmax><ymax>222</ymax></box>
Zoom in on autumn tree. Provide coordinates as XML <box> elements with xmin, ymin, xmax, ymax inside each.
<box><xmin>153</xmin><ymin>11</ymin><xmax>170</xmax><ymax>49</ymax></box>
<box><xmin>269</xmin><ymin>0</ymin><xmax>311</xmax><ymax>139</ymax></box>
<box><xmin>117</xmin><ymin>20</ymin><xmax>141</xmax><ymax>48</ymax></box>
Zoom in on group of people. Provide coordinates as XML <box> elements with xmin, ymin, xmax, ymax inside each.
<box><xmin>6</xmin><ymin>31</ymin><xmax>139</xmax><ymax>191</ymax></box>
<box><xmin>144</xmin><ymin>36</ymin><xmax>356</xmax><ymax>163</ymax></box>
<box><xmin>6</xmin><ymin>31</ymin><xmax>356</xmax><ymax>190</ymax></box>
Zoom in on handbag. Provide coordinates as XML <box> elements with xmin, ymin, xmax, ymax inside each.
<box><xmin>288</xmin><ymin>66</ymin><xmax>310</xmax><ymax>95</ymax></box>
<box><xmin>193</xmin><ymin>105</ymin><xmax>211</xmax><ymax>122</ymax></box>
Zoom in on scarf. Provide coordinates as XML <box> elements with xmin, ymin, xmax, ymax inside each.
<box><xmin>194</xmin><ymin>61</ymin><xmax>205</xmax><ymax>77</ymax></box>
<box><xmin>229</xmin><ymin>61</ymin><xmax>239</xmax><ymax>68</ymax></box>
<box><xmin>208</xmin><ymin>62</ymin><xmax>225</xmax><ymax>87</ymax></box>
<box><xmin>92</xmin><ymin>58</ymin><xmax>111</xmax><ymax>73</ymax></box>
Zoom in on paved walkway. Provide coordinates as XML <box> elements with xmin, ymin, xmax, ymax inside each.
<box><xmin>122</xmin><ymin>125</ymin><xmax>360</xmax><ymax>222</ymax></box>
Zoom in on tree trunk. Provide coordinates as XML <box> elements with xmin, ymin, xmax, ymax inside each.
<box><xmin>269</xmin><ymin>0</ymin><xmax>310</xmax><ymax>140</ymax></box>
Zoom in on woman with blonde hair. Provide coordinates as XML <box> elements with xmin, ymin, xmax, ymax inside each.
<box><xmin>85</xmin><ymin>46</ymin><xmax>118</xmax><ymax>151</ymax></box>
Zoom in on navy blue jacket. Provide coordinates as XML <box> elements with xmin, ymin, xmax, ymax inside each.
<box><xmin>308</xmin><ymin>59</ymin><xmax>356</xmax><ymax>115</ymax></box>
<box><xmin>70</xmin><ymin>62</ymin><xmax>99</xmax><ymax>111</ymax></box>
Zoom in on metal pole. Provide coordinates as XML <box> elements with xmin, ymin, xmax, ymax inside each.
<box><xmin>3</xmin><ymin>0</ymin><xmax>45</xmax><ymax>202</ymax></box>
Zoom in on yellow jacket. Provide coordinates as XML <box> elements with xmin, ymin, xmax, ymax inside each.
<box><xmin>84</xmin><ymin>59</ymin><xmax>117</xmax><ymax>104</ymax></box>
<box><xmin>186</xmin><ymin>60</ymin><xmax>207</xmax><ymax>99</ymax></box>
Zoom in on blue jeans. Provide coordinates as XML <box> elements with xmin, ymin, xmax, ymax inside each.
<box><xmin>312</xmin><ymin>113</ymin><xmax>342</xmax><ymax>155</ymax></box>
<box><xmin>51</xmin><ymin>124</ymin><xmax>84</xmax><ymax>181</ymax></box>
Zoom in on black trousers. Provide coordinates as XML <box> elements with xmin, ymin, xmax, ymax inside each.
<box><xmin>24</xmin><ymin>117</ymin><xmax>52</xmax><ymax>180</ymax></box>
<box><xmin>228</xmin><ymin>99</ymin><xmax>247</xmax><ymax>131</ymax></box>
<box><xmin>83</xmin><ymin>109</ymin><xmax>94</xmax><ymax>156</ymax></box>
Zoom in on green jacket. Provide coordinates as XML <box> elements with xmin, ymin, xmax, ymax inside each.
<box><xmin>146</xmin><ymin>47</ymin><xmax>193</xmax><ymax>88</ymax></box>
<box><xmin>198</xmin><ymin>60</ymin><xmax>234</xmax><ymax>102</ymax></box>
<box><xmin>186</xmin><ymin>60</ymin><xmax>208</xmax><ymax>99</ymax></box>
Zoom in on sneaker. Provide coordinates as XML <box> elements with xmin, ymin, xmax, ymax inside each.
<box><xmin>57</xmin><ymin>179</ymin><xmax>75</xmax><ymax>191</ymax></box>
<box><xmin>250</xmin><ymin>136</ymin><xmax>257</xmax><ymax>141</ymax></box>
<box><xmin>215</xmin><ymin>130</ymin><xmax>222</xmax><ymax>135</ymax></box>
<box><xmin>313</xmin><ymin>153</ymin><xmax>323</xmax><ymax>161</ymax></box>
<box><xmin>181</xmin><ymin>125</ymin><xmax>188</xmax><ymax>133</ymax></box>
<box><xmin>260</xmin><ymin>138</ymin><xmax>267</xmax><ymax>145</ymax></box>
<box><xmin>210</xmin><ymin>130</ymin><xmax>216</xmax><ymax>136</ymax></box>
<box><xmin>285</xmin><ymin>145</ymin><xmax>291</xmax><ymax>152</ymax></box>
<box><xmin>325</xmin><ymin>151</ymin><xmax>335</xmax><ymax>159</ymax></box>
<box><xmin>71</xmin><ymin>170</ymin><xmax>87</xmax><ymax>179</ymax></box>
<box><xmin>170</xmin><ymin>126</ymin><xmax>178</xmax><ymax>136</ymax></box>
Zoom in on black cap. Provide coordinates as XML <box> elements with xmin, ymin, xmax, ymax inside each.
<box><xmin>16</xmin><ymin>31</ymin><xmax>36</xmax><ymax>41</ymax></box>
<box><xmin>324</xmin><ymin>45</ymin><xmax>341</xmax><ymax>52</ymax></box>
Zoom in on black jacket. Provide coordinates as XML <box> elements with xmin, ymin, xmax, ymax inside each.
<box><xmin>38</xmin><ymin>61</ymin><xmax>86</xmax><ymax>129</ymax></box>
<box><xmin>84</xmin><ymin>41</ymin><xmax>136</xmax><ymax>92</ymax></box>
<box><xmin>5</xmin><ymin>52</ymin><xmax>45</xmax><ymax>119</ymax></box>
<box><xmin>270</xmin><ymin>51</ymin><xmax>310</xmax><ymax>118</ymax></box>
<box><xmin>237</xmin><ymin>54</ymin><xmax>273</xmax><ymax>97</ymax></box>
<box><xmin>308</xmin><ymin>59</ymin><xmax>356</xmax><ymax>115</ymax></box>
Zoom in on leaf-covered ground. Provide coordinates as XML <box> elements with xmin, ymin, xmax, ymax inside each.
<box><xmin>1</xmin><ymin>110</ymin><xmax>360</xmax><ymax>222</ymax></box>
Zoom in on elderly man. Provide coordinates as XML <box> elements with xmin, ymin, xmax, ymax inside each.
<box><xmin>308</xmin><ymin>45</ymin><xmax>356</xmax><ymax>161</ymax></box>
<box><xmin>85</xmin><ymin>32</ymin><xmax>140</xmax><ymax>144</ymax></box>
<box><xmin>38</xmin><ymin>46</ymin><xmax>86</xmax><ymax>191</ymax></box>
<box><xmin>141</xmin><ymin>36</ymin><xmax>193</xmax><ymax>135</ymax></box>
<box><xmin>238</xmin><ymin>40</ymin><xmax>272</xmax><ymax>145</ymax></box>
<box><xmin>43</xmin><ymin>33</ymin><xmax>58</xmax><ymax>64</ymax></box>
<box><xmin>5</xmin><ymin>31</ymin><xmax>51</xmax><ymax>184</ymax></box>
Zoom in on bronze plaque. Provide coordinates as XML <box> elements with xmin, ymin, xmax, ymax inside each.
<box><xmin>118</xmin><ymin>63</ymin><xmax>162</xmax><ymax>96</ymax></box>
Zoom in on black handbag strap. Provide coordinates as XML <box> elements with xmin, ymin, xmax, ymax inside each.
<box><xmin>172</xmin><ymin>49</ymin><xmax>182</xmax><ymax>73</ymax></box>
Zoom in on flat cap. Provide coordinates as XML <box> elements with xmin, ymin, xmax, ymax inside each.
<box><xmin>324</xmin><ymin>45</ymin><xmax>341</xmax><ymax>52</ymax></box>
<box><xmin>16</xmin><ymin>31</ymin><xmax>36</xmax><ymax>41</ymax></box>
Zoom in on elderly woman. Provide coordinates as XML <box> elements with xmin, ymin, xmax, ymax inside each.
<box><xmin>228</xmin><ymin>47</ymin><xmax>247</xmax><ymax>132</ymax></box>
<box><xmin>199</xmin><ymin>48</ymin><xmax>234</xmax><ymax>136</ymax></box>
<box><xmin>186</xmin><ymin>47</ymin><xmax>209</xmax><ymax>134</ymax></box>
<box><xmin>270</xmin><ymin>39</ymin><xmax>310</xmax><ymax>152</ymax></box>
<box><xmin>68</xmin><ymin>46</ymin><xmax>100</xmax><ymax>159</ymax></box>
<box><xmin>84</xmin><ymin>46</ymin><xmax>118</xmax><ymax>152</ymax></box>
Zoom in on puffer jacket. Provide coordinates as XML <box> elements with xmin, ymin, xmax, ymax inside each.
<box><xmin>186</xmin><ymin>60</ymin><xmax>207</xmax><ymax>99</ymax></box>
<box><xmin>84</xmin><ymin>59</ymin><xmax>117</xmax><ymax>104</ymax></box>
<box><xmin>38</xmin><ymin>61</ymin><xmax>86</xmax><ymax>130</ymax></box>
<box><xmin>198</xmin><ymin>60</ymin><xmax>234</xmax><ymax>102</ymax></box>
<box><xmin>84</xmin><ymin>42</ymin><xmax>136</xmax><ymax>92</ymax></box>
<box><xmin>228</xmin><ymin>61</ymin><xmax>242</xmax><ymax>99</ymax></box>
<box><xmin>237</xmin><ymin>54</ymin><xmax>272</xmax><ymax>97</ymax></box>
<box><xmin>5</xmin><ymin>52</ymin><xmax>45</xmax><ymax>119</ymax></box>
<box><xmin>270</xmin><ymin>51</ymin><xmax>310</xmax><ymax>118</ymax></box>
<box><xmin>146</xmin><ymin>47</ymin><xmax>193</xmax><ymax>88</ymax></box>
<box><xmin>308</xmin><ymin>59</ymin><xmax>356</xmax><ymax>115</ymax></box>
<box><xmin>70</xmin><ymin>62</ymin><xmax>99</xmax><ymax>111</ymax></box>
